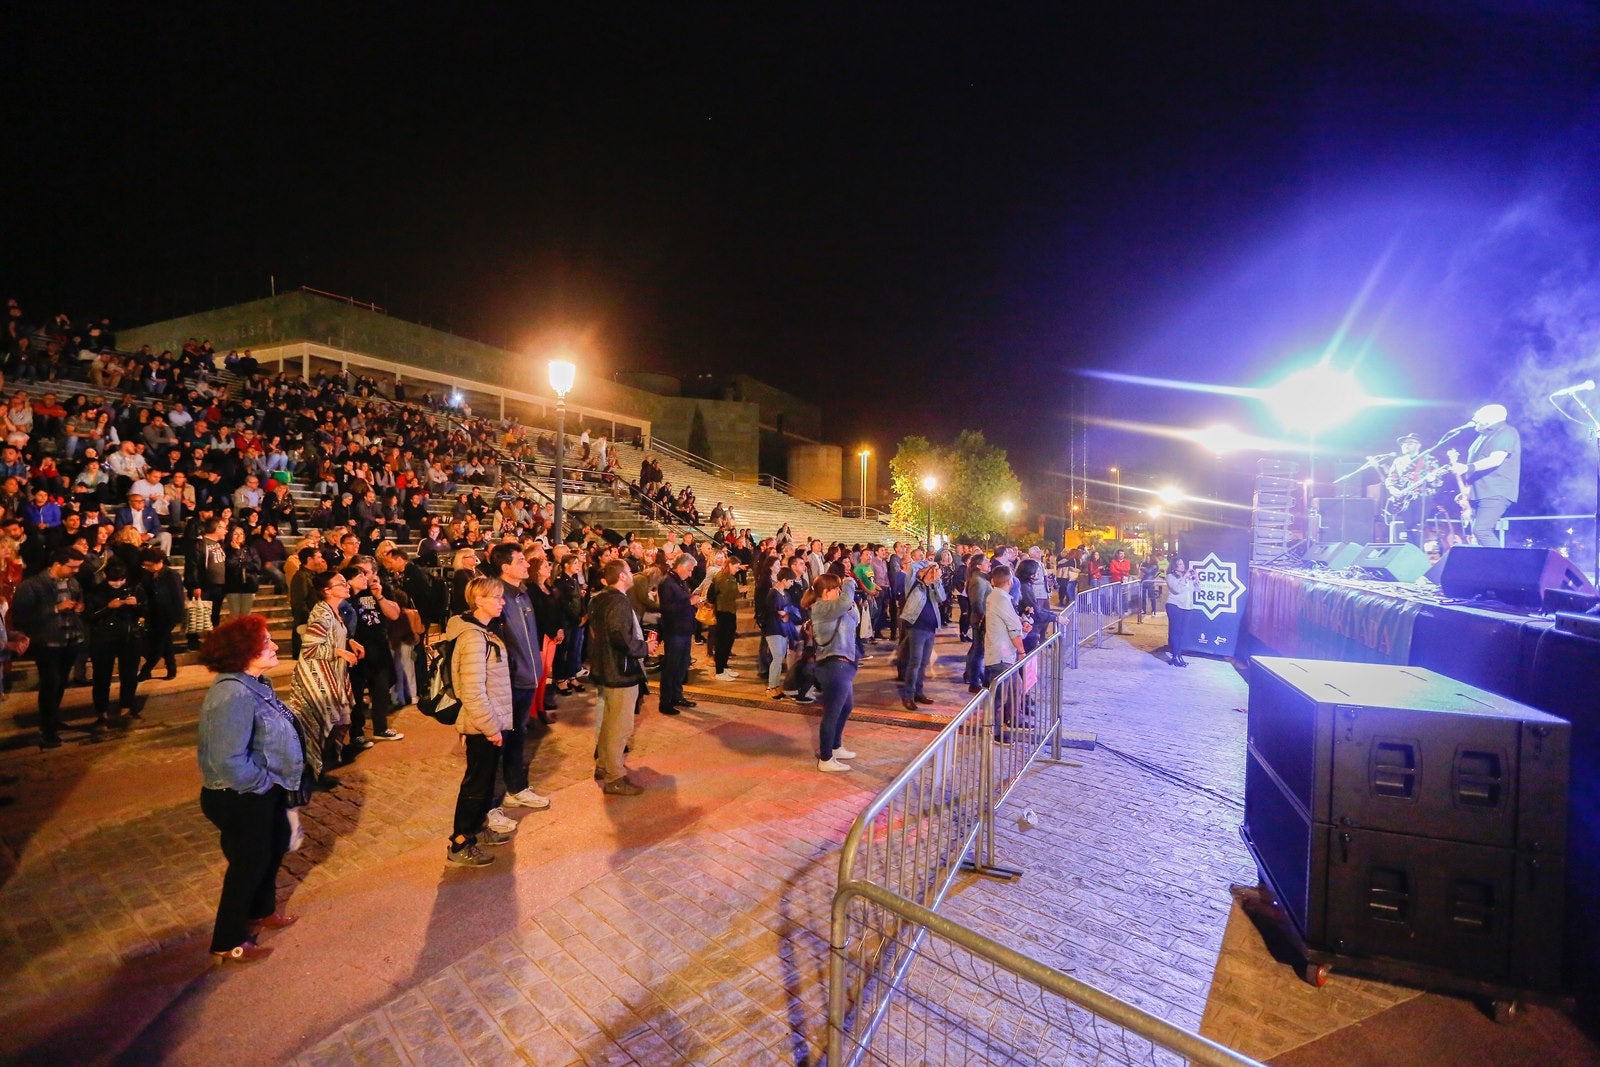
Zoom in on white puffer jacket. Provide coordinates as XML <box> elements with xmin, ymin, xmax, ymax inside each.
<box><xmin>446</xmin><ymin>614</ymin><xmax>514</xmax><ymax>737</ymax></box>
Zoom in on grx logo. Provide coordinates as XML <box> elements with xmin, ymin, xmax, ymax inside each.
<box><xmin>1188</xmin><ymin>552</ymin><xmax>1246</xmax><ymax>621</ymax></box>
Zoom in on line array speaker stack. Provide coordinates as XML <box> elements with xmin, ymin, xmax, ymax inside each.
<box><xmin>1252</xmin><ymin>459</ymin><xmax>1299</xmax><ymax>563</ymax></box>
<box><xmin>1243</xmin><ymin>657</ymin><xmax>1569</xmax><ymax>993</ymax></box>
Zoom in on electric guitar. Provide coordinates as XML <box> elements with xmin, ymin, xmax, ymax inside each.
<box><xmin>1446</xmin><ymin>448</ymin><xmax>1474</xmax><ymax>542</ymax></box>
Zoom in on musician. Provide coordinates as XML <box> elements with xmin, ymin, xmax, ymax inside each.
<box><xmin>1382</xmin><ymin>432</ymin><xmax>1441</xmax><ymax>538</ymax></box>
<box><xmin>1449</xmin><ymin>403</ymin><xmax>1519</xmax><ymax>547</ymax></box>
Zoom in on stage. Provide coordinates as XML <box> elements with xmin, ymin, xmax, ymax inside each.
<box><xmin>1245</xmin><ymin>564</ymin><xmax>1600</xmax><ymax>1025</ymax></box>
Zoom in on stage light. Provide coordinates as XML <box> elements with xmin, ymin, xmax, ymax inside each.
<box><xmin>1158</xmin><ymin>485</ymin><xmax>1185</xmax><ymax>506</ymax></box>
<box><xmin>1149</xmin><ymin>506</ymin><xmax>1163</xmax><ymax>519</ymax></box>
<box><xmin>1263</xmin><ymin>361</ymin><xmax>1369</xmax><ymax>435</ymax></box>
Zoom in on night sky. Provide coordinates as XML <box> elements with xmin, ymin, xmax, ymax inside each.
<box><xmin>9</xmin><ymin>3</ymin><xmax>1600</xmax><ymax>522</ymax></box>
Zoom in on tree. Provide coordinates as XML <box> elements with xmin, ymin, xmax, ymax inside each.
<box><xmin>889</xmin><ymin>430</ymin><xmax>1024</xmax><ymax>541</ymax></box>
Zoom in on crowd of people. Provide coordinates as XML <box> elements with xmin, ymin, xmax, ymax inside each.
<box><xmin>8</xmin><ymin>295</ymin><xmax>1204</xmax><ymax>968</ymax></box>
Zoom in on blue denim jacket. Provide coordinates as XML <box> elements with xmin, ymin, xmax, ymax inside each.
<box><xmin>197</xmin><ymin>673</ymin><xmax>304</xmax><ymax>794</ymax></box>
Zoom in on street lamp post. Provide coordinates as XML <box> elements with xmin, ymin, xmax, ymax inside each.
<box><xmin>1000</xmin><ymin>499</ymin><xmax>1015</xmax><ymax>542</ymax></box>
<box><xmin>922</xmin><ymin>474</ymin><xmax>937</xmax><ymax>549</ymax></box>
<box><xmin>548</xmin><ymin>359</ymin><xmax>576</xmax><ymax>543</ymax></box>
<box><xmin>858</xmin><ymin>448</ymin><xmax>870</xmax><ymax>518</ymax></box>
<box><xmin>1111</xmin><ymin>467</ymin><xmax>1121</xmax><ymax>543</ymax></box>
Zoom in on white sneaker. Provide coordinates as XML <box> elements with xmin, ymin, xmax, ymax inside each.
<box><xmin>715</xmin><ymin>671</ymin><xmax>737</xmax><ymax>682</ymax></box>
<box><xmin>723</xmin><ymin>670</ymin><xmax>740</xmax><ymax>678</ymax></box>
<box><xmin>818</xmin><ymin>758</ymin><xmax>852</xmax><ymax>773</ymax></box>
<box><xmin>373</xmin><ymin>729</ymin><xmax>405</xmax><ymax>742</ymax></box>
<box><xmin>833</xmin><ymin>747</ymin><xmax>858</xmax><ymax>761</ymax></box>
<box><xmin>484</xmin><ymin>807</ymin><xmax>517</xmax><ymax>833</ymax></box>
<box><xmin>502</xmin><ymin>788</ymin><xmax>551</xmax><ymax>811</ymax></box>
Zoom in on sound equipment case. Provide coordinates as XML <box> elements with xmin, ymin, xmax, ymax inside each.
<box><xmin>1239</xmin><ymin>656</ymin><xmax>1573</xmax><ymax>1021</ymax></box>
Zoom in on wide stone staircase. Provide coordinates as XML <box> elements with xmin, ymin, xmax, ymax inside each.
<box><xmin>610</xmin><ymin>440</ymin><xmax>907</xmax><ymax>544</ymax></box>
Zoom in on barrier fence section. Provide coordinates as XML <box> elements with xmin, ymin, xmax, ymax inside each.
<box><xmin>1065</xmin><ymin>578</ymin><xmax>1145</xmax><ymax>668</ymax></box>
<box><xmin>827</xmin><ymin>604</ymin><xmax>1260</xmax><ymax>1067</ymax></box>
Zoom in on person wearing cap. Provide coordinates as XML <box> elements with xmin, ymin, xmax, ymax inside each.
<box><xmin>1449</xmin><ymin>403</ymin><xmax>1519</xmax><ymax>547</ymax></box>
<box><xmin>1382</xmin><ymin>432</ymin><xmax>1441</xmax><ymax>539</ymax></box>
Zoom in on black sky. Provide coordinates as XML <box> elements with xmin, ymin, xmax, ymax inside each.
<box><xmin>8</xmin><ymin>2</ymin><xmax>1600</xmax><ymax>510</ymax></box>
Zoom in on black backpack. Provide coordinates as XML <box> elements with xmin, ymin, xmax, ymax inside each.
<box><xmin>417</xmin><ymin>635</ymin><xmax>461</xmax><ymax>724</ymax></box>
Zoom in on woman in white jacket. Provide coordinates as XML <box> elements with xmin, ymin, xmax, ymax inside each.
<box><xmin>1163</xmin><ymin>557</ymin><xmax>1195</xmax><ymax>668</ymax></box>
<box><xmin>445</xmin><ymin>576</ymin><xmax>516</xmax><ymax>868</ymax></box>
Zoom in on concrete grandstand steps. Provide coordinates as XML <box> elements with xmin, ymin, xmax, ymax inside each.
<box><xmin>611</xmin><ymin>440</ymin><xmax>902</xmax><ymax>544</ymax></box>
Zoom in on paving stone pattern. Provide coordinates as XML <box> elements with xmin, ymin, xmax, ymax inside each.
<box><xmin>291</xmin><ymin>782</ymin><xmax>873</xmax><ymax>1067</ymax></box>
<box><xmin>0</xmin><ymin>607</ymin><xmax>1463</xmax><ymax>1066</ymax></box>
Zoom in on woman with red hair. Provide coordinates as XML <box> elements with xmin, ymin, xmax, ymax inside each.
<box><xmin>196</xmin><ymin>615</ymin><xmax>305</xmax><ymax>963</ymax></box>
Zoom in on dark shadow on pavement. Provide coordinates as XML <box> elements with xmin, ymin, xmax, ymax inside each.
<box><xmin>0</xmin><ymin>768</ymin><xmax>370</xmax><ymax>1065</ymax></box>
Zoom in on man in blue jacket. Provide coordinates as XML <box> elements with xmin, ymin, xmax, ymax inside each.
<box><xmin>487</xmin><ymin>544</ymin><xmax>550</xmax><ymax>825</ymax></box>
<box><xmin>114</xmin><ymin>491</ymin><xmax>173</xmax><ymax>555</ymax></box>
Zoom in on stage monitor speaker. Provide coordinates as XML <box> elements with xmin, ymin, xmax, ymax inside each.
<box><xmin>1243</xmin><ymin>657</ymin><xmax>1570</xmax><ymax>991</ymax></box>
<box><xmin>1358</xmin><ymin>542</ymin><xmax>1431</xmax><ymax>583</ymax></box>
<box><xmin>1436</xmin><ymin>546</ymin><xmax>1598</xmax><ymax>608</ymax></box>
<box><xmin>1305</xmin><ymin>541</ymin><xmax>1362</xmax><ymax>570</ymax></box>
<box><xmin>1314</xmin><ymin>496</ymin><xmax>1375</xmax><ymax>543</ymax></box>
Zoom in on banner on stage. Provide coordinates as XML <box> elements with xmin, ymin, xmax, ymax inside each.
<box><xmin>1177</xmin><ymin>530</ymin><xmax>1250</xmax><ymax>655</ymax></box>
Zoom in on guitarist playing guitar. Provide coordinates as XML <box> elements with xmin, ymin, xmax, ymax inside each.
<box><xmin>1448</xmin><ymin>403</ymin><xmax>1521</xmax><ymax>548</ymax></box>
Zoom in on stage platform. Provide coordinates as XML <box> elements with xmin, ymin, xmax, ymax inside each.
<box><xmin>1246</xmin><ymin>563</ymin><xmax>1600</xmax><ymax>1027</ymax></box>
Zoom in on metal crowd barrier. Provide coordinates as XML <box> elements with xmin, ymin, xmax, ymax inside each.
<box><xmin>1063</xmin><ymin>578</ymin><xmax>1145</xmax><ymax>668</ymax></box>
<box><xmin>827</xmin><ymin>603</ymin><xmax>1260</xmax><ymax>1067</ymax></box>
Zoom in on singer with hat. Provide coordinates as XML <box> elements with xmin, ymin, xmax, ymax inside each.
<box><xmin>1449</xmin><ymin>404</ymin><xmax>1520</xmax><ymax>547</ymax></box>
<box><xmin>1382</xmin><ymin>432</ymin><xmax>1442</xmax><ymax>539</ymax></box>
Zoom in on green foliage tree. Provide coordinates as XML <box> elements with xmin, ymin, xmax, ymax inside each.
<box><xmin>890</xmin><ymin>430</ymin><xmax>1024</xmax><ymax>541</ymax></box>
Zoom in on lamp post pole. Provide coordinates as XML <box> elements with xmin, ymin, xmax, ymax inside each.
<box><xmin>922</xmin><ymin>474</ymin><xmax>937</xmax><ymax>549</ymax></box>
<box><xmin>859</xmin><ymin>449</ymin><xmax>870</xmax><ymax>518</ymax></box>
<box><xmin>554</xmin><ymin>397</ymin><xmax>565</xmax><ymax>540</ymax></box>
<box><xmin>1111</xmin><ymin>466</ymin><xmax>1121</xmax><ymax>543</ymax></box>
<box><xmin>548</xmin><ymin>359</ymin><xmax>576</xmax><ymax>544</ymax></box>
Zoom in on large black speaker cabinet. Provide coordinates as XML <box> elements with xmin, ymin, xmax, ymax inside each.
<box><xmin>1357</xmin><ymin>542</ymin><xmax>1431</xmax><ymax>583</ymax></box>
<box><xmin>1244</xmin><ymin>657</ymin><xmax>1569</xmax><ymax>991</ymax></box>
<box><xmin>1315</xmin><ymin>496</ymin><xmax>1376</xmax><ymax>544</ymax></box>
<box><xmin>1435</xmin><ymin>546</ymin><xmax>1597</xmax><ymax>608</ymax></box>
<box><xmin>1305</xmin><ymin>541</ymin><xmax>1361</xmax><ymax>570</ymax></box>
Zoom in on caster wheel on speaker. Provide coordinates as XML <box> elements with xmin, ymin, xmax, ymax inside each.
<box><xmin>1490</xmin><ymin>998</ymin><xmax>1520</xmax><ymax>1026</ymax></box>
<box><xmin>1301</xmin><ymin>961</ymin><xmax>1331</xmax><ymax>988</ymax></box>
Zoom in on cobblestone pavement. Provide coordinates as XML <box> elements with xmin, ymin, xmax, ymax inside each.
<box><xmin>2</xmin><ymin>608</ymin><xmax>1585</xmax><ymax>1065</ymax></box>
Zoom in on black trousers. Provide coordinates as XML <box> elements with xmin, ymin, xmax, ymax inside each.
<box><xmin>197</xmin><ymin>585</ymin><xmax>225</xmax><ymax>630</ymax></box>
<box><xmin>34</xmin><ymin>645</ymin><xmax>77</xmax><ymax>741</ymax></box>
<box><xmin>200</xmin><ymin>786</ymin><xmax>290</xmax><ymax>952</ymax></box>
<box><xmin>713</xmin><ymin>611</ymin><xmax>737</xmax><ymax>673</ymax></box>
<box><xmin>349</xmin><ymin>660</ymin><xmax>394</xmax><ymax>737</ymax></box>
<box><xmin>1166</xmin><ymin>603</ymin><xmax>1191</xmax><ymax>656</ymax></box>
<box><xmin>90</xmin><ymin>640</ymin><xmax>141</xmax><ymax>718</ymax></box>
<box><xmin>452</xmin><ymin>733</ymin><xmax>500</xmax><ymax>843</ymax></box>
<box><xmin>660</xmin><ymin>633</ymin><xmax>692</xmax><ymax>707</ymax></box>
<box><xmin>144</xmin><ymin>623</ymin><xmax>179</xmax><ymax>676</ymax></box>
